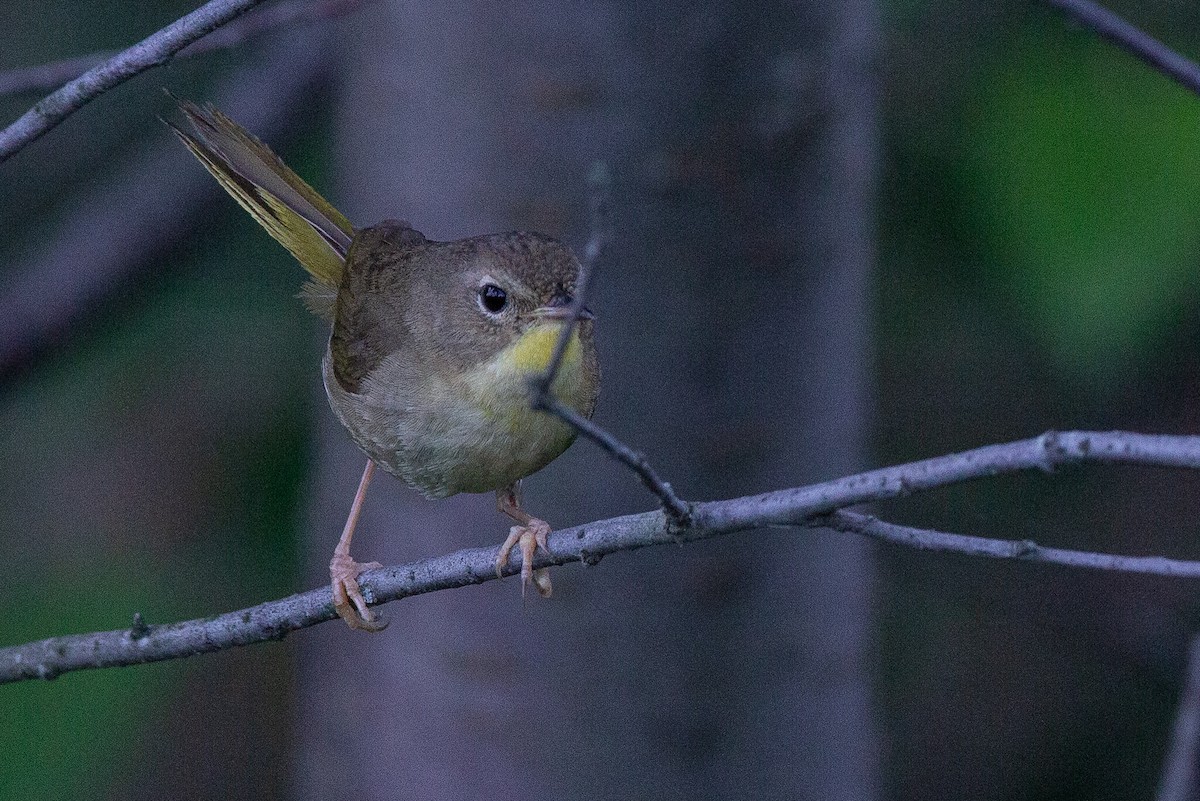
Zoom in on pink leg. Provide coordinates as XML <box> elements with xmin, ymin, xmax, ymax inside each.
<box><xmin>329</xmin><ymin>460</ymin><xmax>387</xmax><ymax>631</ymax></box>
<box><xmin>494</xmin><ymin>482</ymin><xmax>553</xmax><ymax>598</ymax></box>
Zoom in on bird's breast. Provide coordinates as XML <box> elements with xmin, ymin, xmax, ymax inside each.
<box><xmin>322</xmin><ymin>322</ymin><xmax>597</xmax><ymax>498</ymax></box>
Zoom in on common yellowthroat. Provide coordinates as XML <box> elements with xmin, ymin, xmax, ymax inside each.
<box><xmin>169</xmin><ymin>101</ymin><xmax>600</xmax><ymax>631</ymax></box>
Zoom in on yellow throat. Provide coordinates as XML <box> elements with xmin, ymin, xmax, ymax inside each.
<box><xmin>507</xmin><ymin>322</ymin><xmax>582</xmax><ymax>374</ymax></box>
<box><xmin>469</xmin><ymin>322</ymin><xmax>588</xmax><ymax>426</ymax></box>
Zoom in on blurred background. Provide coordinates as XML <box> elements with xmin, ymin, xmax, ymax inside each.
<box><xmin>3</xmin><ymin>0</ymin><xmax>1200</xmax><ymax>798</ymax></box>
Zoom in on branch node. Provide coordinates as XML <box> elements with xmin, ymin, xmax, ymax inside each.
<box><xmin>1013</xmin><ymin>539</ymin><xmax>1040</xmax><ymax>558</ymax></box>
<box><xmin>579</xmin><ymin>549</ymin><xmax>603</xmax><ymax>567</ymax></box>
<box><xmin>663</xmin><ymin>495</ymin><xmax>693</xmax><ymax>532</ymax></box>
<box><xmin>1039</xmin><ymin>429</ymin><xmax>1066</xmax><ymax>472</ymax></box>
<box><xmin>129</xmin><ymin>612</ymin><xmax>151</xmax><ymax>640</ymax></box>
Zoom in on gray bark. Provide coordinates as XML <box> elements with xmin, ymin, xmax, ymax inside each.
<box><xmin>297</xmin><ymin>2</ymin><xmax>880</xmax><ymax>798</ymax></box>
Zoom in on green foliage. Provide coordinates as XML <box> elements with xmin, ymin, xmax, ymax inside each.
<box><xmin>0</xmin><ymin>149</ymin><xmax>316</xmax><ymax>798</ymax></box>
<box><xmin>0</xmin><ymin>571</ymin><xmax>183</xmax><ymax>800</ymax></box>
<box><xmin>967</xmin><ymin>27</ymin><xmax>1200</xmax><ymax>377</ymax></box>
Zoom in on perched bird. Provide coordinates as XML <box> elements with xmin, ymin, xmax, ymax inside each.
<box><xmin>169</xmin><ymin>100</ymin><xmax>599</xmax><ymax>630</ymax></box>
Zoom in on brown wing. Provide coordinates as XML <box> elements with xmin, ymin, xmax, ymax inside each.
<box><xmin>329</xmin><ymin>221</ymin><xmax>429</xmax><ymax>393</ymax></box>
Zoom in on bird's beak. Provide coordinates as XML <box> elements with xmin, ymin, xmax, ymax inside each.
<box><xmin>533</xmin><ymin>292</ymin><xmax>594</xmax><ymax>321</ymax></box>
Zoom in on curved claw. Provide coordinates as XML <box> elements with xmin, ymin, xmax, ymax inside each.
<box><xmin>495</xmin><ymin>520</ymin><xmax>553</xmax><ymax>598</ymax></box>
<box><xmin>330</xmin><ymin>554</ymin><xmax>388</xmax><ymax>632</ymax></box>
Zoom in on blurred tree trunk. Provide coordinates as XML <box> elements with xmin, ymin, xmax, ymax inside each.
<box><xmin>296</xmin><ymin>2</ymin><xmax>879</xmax><ymax>798</ymax></box>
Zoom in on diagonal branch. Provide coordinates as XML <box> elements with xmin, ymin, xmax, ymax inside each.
<box><xmin>535</xmin><ymin>161</ymin><xmax>611</xmax><ymax>392</ymax></box>
<box><xmin>0</xmin><ymin>35</ymin><xmax>332</xmax><ymax>379</ymax></box>
<box><xmin>528</xmin><ymin>161</ymin><xmax>692</xmax><ymax>525</ymax></box>
<box><xmin>0</xmin><ymin>0</ymin><xmax>370</xmax><ymax>98</ymax></box>
<box><xmin>1045</xmin><ymin>0</ymin><xmax>1200</xmax><ymax>96</ymax></box>
<box><xmin>5</xmin><ymin>429</ymin><xmax>1200</xmax><ymax>686</ymax></box>
<box><xmin>538</xmin><ymin>397</ymin><xmax>692</xmax><ymax>524</ymax></box>
<box><xmin>0</xmin><ymin>0</ymin><xmax>269</xmax><ymax>163</ymax></box>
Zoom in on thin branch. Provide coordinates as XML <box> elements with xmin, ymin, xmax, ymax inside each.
<box><xmin>540</xmin><ymin>396</ymin><xmax>692</xmax><ymax>524</ymax></box>
<box><xmin>5</xmin><ymin>429</ymin><xmax>1200</xmax><ymax>685</ymax></box>
<box><xmin>0</xmin><ymin>0</ymin><xmax>268</xmax><ymax>163</ymax></box>
<box><xmin>536</xmin><ymin>161</ymin><xmax>611</xmax><ymax>392</ymax></box>
<box><xmin>1045</xmin><ymin>0</ymin><xmax>1200</xmax><ymax>97</ymax></box>
<box><xmin>821</xmin><ymin>510</ymin><xmax>1200</xmax><ymax>578</ymax></box>
<box><xmin>1157</xmin><ymin>632</ymin><xmax>1200</xmax><ymax>801</ymax></box>
<box><xmin>690</xmin><ymin>430</ymin><xmax>1200</xmax><ymax>532</ymax></box>
<box><xmin>0</xmin><ymin>0</ymin><xmax>369</xmax><ymax>98</ymax></box>
<box><xmin>0</xmin><ymin>36</ymin><xmax>332</xmax><ymax>379</ymax></box>
<box><xmin>527</xmin><ymin>162</ymin><xmax>692</xmax><ymax>525</ymax></box>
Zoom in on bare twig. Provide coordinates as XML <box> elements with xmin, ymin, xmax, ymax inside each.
<box><xmin>0</xmin><ymin>35</ymin><xmax>331</xmax><ymax>379</ymax></box>
<box><xmin>527</xmin><ymin>162</ymin><xmax>692</xmax><ymax>525</ymax></box>
<box><xmin>1157</xmin><ymin>633</ymin><xmax>1200</xmax><ymax>801</ymax></box>
<box><xmin>0</xmin><ymin>0</ymin><xmax>369</xmax><ymax>98</ymax></box>
<box><xmin>822</xmin><ymin>511</ymin><xmax>1200</xmax><ymax>578</ymax></box>
<box><xmin>690</xmin><ymin>430</ymin><xmax>1200</xmax><ymax>531</ymax></box>
<box><xmin>541</xmin><ymin>396</ymin><xmax>692</xmax><ymax>524</ymax></box>
<box><xmin>535</xmin><ymin>161</ymin><xmax>611</xmax><ymax>392</ymax></box>
<box><xmin>0</xmin><ymin>0</ymin><xmax>268</xmax><ymax>163</ymax></box>
<box><xmin>1045</xmin><ymin>0</ymin><xmax>1200</xmax><ymax>96</ymax></box>
<box><xmin>5</xmin><ymin>429</ymin><xmax>1200</xmax><ymax>685</ymax></box>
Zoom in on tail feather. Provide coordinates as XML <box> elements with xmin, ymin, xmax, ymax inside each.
<box><xmin>168</xmin><ymin>99</ymin><xmax>353</xmax><ymax>318</ymax></box>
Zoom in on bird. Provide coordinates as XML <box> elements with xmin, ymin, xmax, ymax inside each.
<box><xmin>168</xmin><ymin>100</ymin><xmax>600</xmax><ymax>631</ymax></box>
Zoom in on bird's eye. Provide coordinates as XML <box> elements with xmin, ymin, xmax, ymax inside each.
<box><xmin>478</xmin><ymin>283</ymin><xmax>508</xmax><ymax>315</ymax></box>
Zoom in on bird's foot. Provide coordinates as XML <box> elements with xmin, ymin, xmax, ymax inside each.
<box><xmin>495</xmin><ymin>518</ymin><xmax>553</xmax><ymax>598</ymax></box>
<box><xmin>330</xmin><ymin>552</ymin><xmax>388</xmax><ymax>632</ymax></box>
